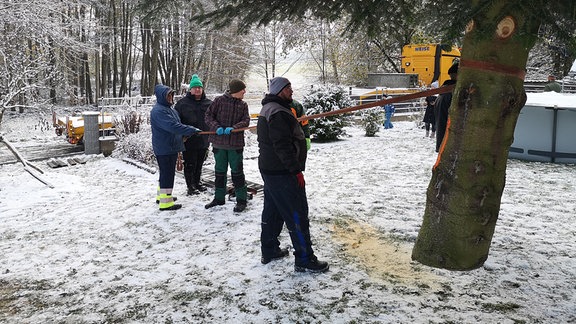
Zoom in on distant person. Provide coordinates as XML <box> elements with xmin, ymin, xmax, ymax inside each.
<box><xmin>175</xmin><ymin>74</ymin><xmax>212</xmax><ymax>195</ymax></box>
<box><xmin>257</xmin><ymin>76</ymin><xmax>329</xmax><ymax>273</ymax></box>
<box><xmin>435</xmin><ymin>62</ymin><xmax>459</xmax><ymax>152</ymax></box>
<box><xmin>423</xmin><ymin>95</ymin><xmax>436</xmax><ymax>138</ymax></box>
<box><xmin>383</xmin><ymin>96</ymin><xmax>395</xmax><ymax>129</ymax></box>
<box><xmin>150</xmin><ymin>84</ymin><xmax>201</xmax><ymax>211</ymax></box>
<box><xmin>544</xmin><ymin>74</ymin><xmax>562</xmax><ymax>92</ymax></box>
<box><xmin>204</xmin><ymin>79</ymin><xmax>251</xmax><ymax>212</ymax></box>
<box><xmin>290</xmin><ymin>99</ymin><xmax>311</xmax><ymax>150</ymax></box>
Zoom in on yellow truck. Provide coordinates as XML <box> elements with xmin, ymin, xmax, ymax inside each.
<box><xmin>53</xmin><ymin>112</ymin><xmax>115</xmax><ymax>144</ymax></box>
<box><xmin>401</xmin><ymin>44</ymin><xmax>461</xmax><ymax>87</ymax></box>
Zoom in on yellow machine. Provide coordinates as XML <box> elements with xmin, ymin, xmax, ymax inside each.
<box><xmin>401</xmin><ymin>44</ymin><xmax>460</xmax><ymax>87</ymax></box>
<box><xmin>53</xmin><ymin>112</ymin><xmax>115</xmax><ymax>144</ymax></box>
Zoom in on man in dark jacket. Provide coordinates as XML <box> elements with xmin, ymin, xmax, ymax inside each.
<box><xmin>204</xmin><ymin>79</ymin><xmax>251</xmax><ymax>212</ymax></box>
<box><xmin>257</xmin><ymin>76</ymin><xmax>329</xmax><ymax>273</ymax></box>
<box><xmin>435</xmin><ymin>62</ymin><xmax>458</xmax><ymax>152</ymax></box>
<box><xmin>150</xmin><ymin>84</ymin><xmax>200</xmax><ymax>211</ymax></box>
<box><xmin>175</xmin><ymin>74</ymin><xmax>212</xmax><ymax>195</ymax></box>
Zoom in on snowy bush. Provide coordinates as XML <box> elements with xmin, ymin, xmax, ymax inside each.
<box><xmin>303</xmin><ymin>84</ymin><xmax>353</xmax><ymax>141</ymax></box>
<box><xmin>358</xmin><ymin>107</ymin><xmax>383</xmax><ymax>137</ymax></box>
<box><xmin>112</xmin><ymin>115</ymin><xmax>156</xmax><ymax>166</ymax></box>
<box><xmin>115</xmin><ymin>111</ymin><xmax>148</xmax><ymax>135</ymax></box>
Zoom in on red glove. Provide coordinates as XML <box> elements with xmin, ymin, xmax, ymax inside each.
<box><xmin>295</xmin><ymin>172</ymin><xmax>305</xmax><ymax>188</ymax></box>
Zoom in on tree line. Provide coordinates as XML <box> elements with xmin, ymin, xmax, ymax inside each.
<box><xmin>0</xmin><ymin>0</ymin><xmax>573</xmax><ymax>120</ymax></box>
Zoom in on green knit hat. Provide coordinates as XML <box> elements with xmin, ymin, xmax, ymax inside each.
<box><xmin>189</xmin><ymin>74</ymin><xmax>203</xmax><ymax>88</ymax></box>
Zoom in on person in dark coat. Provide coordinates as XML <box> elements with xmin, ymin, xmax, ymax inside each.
<box><xmin>175</xmin><ymin>74</ymin><xmax>212</xmax><ymax>195</ymax></box>
<box><xmin>150</xmin><ymin>84</ymin><xmax>200</xmax><ymax>211</ymax></box>
<box><xmin>423</xmin><ymin>95</ymin><xmax>437</xmax><ymax>138</ymax></box>
<box><xmin>204</xmin><ymin>79</ymin><xmax>251</xmax><ymax>212</ymax></box>
<box><xmin>257</xmin><ymin>76</ymin><xmax>329</xmax><ymax>273</ymax></box>
<box><xmin>435</xmin><ymin>62</ymin><xmax>459</xmax><ymax>152</ymax></box>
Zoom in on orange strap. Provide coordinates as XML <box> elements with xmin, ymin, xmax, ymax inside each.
<box><xmin>433</xmin><ymin>118</ymin><xmax>451</xmax><ymax>170</ymax></box>
<box><xmin>460</xmin><ymin>59</ymin><xmax>526</xmax><ymax>80</ymax></box>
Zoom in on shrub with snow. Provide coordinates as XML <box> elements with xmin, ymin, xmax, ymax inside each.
<box><xmin>303</xmin><ymin>84</ymin><xmax>353</xmax><ymax>141</ymax></box>
<box><xmin>112</xmin><ymin>111</ymin><xmax>155</xmax><ymax>166</ymax></box>
<box><xmin>358</xmin><ymin>107</ymin><xmax>383</xmax><ymax>137</ymax></box>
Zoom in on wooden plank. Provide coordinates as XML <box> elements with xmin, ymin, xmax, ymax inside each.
<box><xmin>187</xmin><ymin>167</ymin><xmax>263</xmax><ymax>196</ymax></box>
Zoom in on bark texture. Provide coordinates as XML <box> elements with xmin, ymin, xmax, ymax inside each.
<box><xmin>412</xmin><ymin>2</ymin><xmax>541</xmax><ymax>270</ymax></box>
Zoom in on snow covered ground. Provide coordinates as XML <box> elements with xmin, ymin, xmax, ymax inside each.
<box><xmin>0</xmin><ymin>109</ymin><xmax>575</xmax><ymax>323</ymax></box>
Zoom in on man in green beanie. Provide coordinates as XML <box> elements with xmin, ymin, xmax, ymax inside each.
<box><xmin>175</xmin><ymin>74</ymin><xmax>212</xmax><ymax>195</ymax></box>
<box><xmin>204</xmin><ymin>79</ymin><xmax>250</xmax><ymax>212</ymax></box>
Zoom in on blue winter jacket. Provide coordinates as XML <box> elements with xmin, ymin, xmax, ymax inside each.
<box><xmin>150</xmin><ymin>84</ymin><xmax>200</xmax><ymax>156</ymax></box>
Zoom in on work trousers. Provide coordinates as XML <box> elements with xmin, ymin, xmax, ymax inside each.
<box><xmin>155</xmin><ymin>154</ymin><xmax>177</xmax><ymax>208</ymax></box>
<box><xmin>213</xmin><ymin>148</ymin><xmax>247</xmax><ymax>202</ymax></box>
<box><xmin>183</xmin><ymin>148</ymin><xmax>208</xmax><ymax>188</ymax></box>
<box><xmin>260</xmin><ymin>173</ymin><xmax>314</xmax><ymax>263</ymax></box>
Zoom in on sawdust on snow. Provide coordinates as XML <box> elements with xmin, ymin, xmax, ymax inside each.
<box><xmin>332</xmin><ymin>219</ymin><xmax>443</xmax><ymax>288</ymax></box>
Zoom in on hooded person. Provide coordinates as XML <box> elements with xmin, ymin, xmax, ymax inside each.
<box><xmin>256</xmin><ymin>76</ymin><xmax>329</xmax><ymax>273</ymax></box>
<box><xmin>204</xmin><ymin>79</ymin><xmax>251</xmax><ymax>212</ymax></box>
<box><xmin>175</xmin><ymin>74</ymin><xmax>212</xmax><ymax>195</ymax></box>
<box><xmin>150</xmin><ymin>84</ymin><xmax>201</xmax><ymax>210</ymax></box>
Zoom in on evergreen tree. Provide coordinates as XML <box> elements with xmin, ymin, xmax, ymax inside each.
<box><xmin>303</xmin><ymin>85</ymin><xmax>353</xmax><ymax>141</ymax></box>
<box><xmin>358</xmin><ymin>108</ymin><xmax>383</xmax><ymax>137</ymax></box>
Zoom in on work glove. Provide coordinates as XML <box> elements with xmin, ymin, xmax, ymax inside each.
<box><xmin>305</xmin><ymin>138</ymin><xmax>311</xmax><ymax>151</ymax></box>
<box><xmin>295</xmin><ymin>172</ymin><xmax>305</xmax><ymax>188</ymax></box>
<box><xmin>224</xmin><ymin>127</ymin><xmax>234</xmax><ymax>135</ymax></box>
<box><xmin>216</xmin><ymin>127</ymin><xmax>224</xmax><ymax>135</ymax></box>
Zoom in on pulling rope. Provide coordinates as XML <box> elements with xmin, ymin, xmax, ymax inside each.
<box><xmin>197</xmin><ymin>85</ymin><xmax>455</xmax><ymax>135</ymax></box>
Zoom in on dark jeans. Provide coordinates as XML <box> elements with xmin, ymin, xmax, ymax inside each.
<box><xmin>183</xmin><ymin>148</ymin><xmax>208</xmax><ymax>188</ymax></box>
<box><xmin>260</xmin><ymin>173</ymin><xmax>314</xmax><ymax>264</ymax></box>
<box><xmin>156</xmin><ymin>154</ymin><xmax>177</xmax><ymax>190</ymax></box>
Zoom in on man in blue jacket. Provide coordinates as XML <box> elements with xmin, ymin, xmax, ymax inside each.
<box><xmin>151</xmin><ymin>84</ymin><xmax>201</xmax><ymax>211</ymax></box>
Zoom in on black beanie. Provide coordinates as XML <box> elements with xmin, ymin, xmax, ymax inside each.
<box><xmin>229</xmin><ymin>79</ymin><xmax>246</xmax><ymax>94</ymax></box>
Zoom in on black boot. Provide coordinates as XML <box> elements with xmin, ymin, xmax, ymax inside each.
<box><xmin>159</xmin><ymin>204</ymin><xmax>182</xmax><ymax>211</ymax></box>
<box><xmin>195</xmin><ymin>183</ymin><xmax>207</xmax><ymax>192</ymax></box>
<box><xmin>233</xmin><ymin>200</ymin><xmax>247</xmax><ymax>212</ymax></box>
<box><xmin>294</xmin><ymin>255</ymin><xmax>329</xmax><ymax>273</ymax></box>
<box><xmin>187</xmin><ymin>187</ymin><xmax>200</xmax><ymax>195</ymax></box>
<box><xmin>261</xmin><ymin>247</ymin><xmax>290</xmax><ymax>264</ymax></box>
<box><xmin>205</xmin><ymin>199</ymin><xmax>225</xmax><ymax>209</ymax></box>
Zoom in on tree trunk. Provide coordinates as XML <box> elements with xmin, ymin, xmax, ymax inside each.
<box><xmin>412</xmin><ymin>3</ymin><xmax>541</xmax><ymax>270</ymax></box>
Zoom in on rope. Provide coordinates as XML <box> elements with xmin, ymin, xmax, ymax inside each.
<box><xmin>197</xmin><ymin>85</ymin><xmax>455</xmax><ymax>135</ymax></box>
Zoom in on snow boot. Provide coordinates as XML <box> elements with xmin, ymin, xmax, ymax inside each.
<box><xmin>261</xmin><ymin>248</ymin><xmax>290</xmax><ymax>264</ymax></box>
<box><xmin>294</xmin><ymin>255</ymin><xmax>329</xmax><ymax>273</ymax></box>
<box><xmin>160</xmin><ymin>204</ymin><xmax>182</xmax><ymax>211</ymax></box>
<box><xmin>233</xmin><ymin>200</ymin><xmax>247</xmax><ymax>212</ymax></box>
<box><xmin>195</xmin><ymin>183</ymin><xmax>208</xmax><ymax>192</ymax></box>
<box><xmin>187</xmin><ymin>187</ymin><xmax>200</xmax><ymax>195</ymax></box>
<box><xmin>205</xmin><ymin>199</ymin><xmax>225</xmax><ymax>209</ymax></box>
